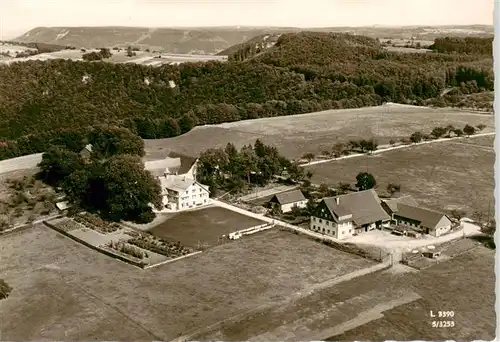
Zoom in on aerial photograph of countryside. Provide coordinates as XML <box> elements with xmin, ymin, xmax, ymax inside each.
<box><xmin>0</xmin><ymin>0</ymin><xmax>496</xmax><ymax>340</ymax></box>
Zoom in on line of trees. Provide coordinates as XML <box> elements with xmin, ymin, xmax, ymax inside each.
<box><xmin>409</xmin><ymin>123</ymin><xmax>486</xmax><ymax>144</ymax></box>
<box><xmin>198</xmin><ymin>139</ymin><xmax>312</xmax><ymax>195</ymax></box>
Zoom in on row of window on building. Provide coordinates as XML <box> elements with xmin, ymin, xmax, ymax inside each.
<box><xmin>311</xmin><ymin>217</ymin><xmax>349</xmax><ymax>228</ymax></box>
<box><xmin>311</xmin><ymin>225</ymin><xmax>353</xmax><ymax>236</ymax></box>
<box><xmin>181</xmin><ymin>193</ymin><xmax>208</xmax><ymax>202</ymax></box>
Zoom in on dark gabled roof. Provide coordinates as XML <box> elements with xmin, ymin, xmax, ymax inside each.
<box><xmin>270</xmin><ymin>189</ymin><xmax>306</xmax><ymax>205</ymax></box>
<box><xmin>323</xmin><ymin>197</ymin><xmax>351</xmax><ymax>218</ymax></box>
<box><xmin>167</xmin><ymin>151</ymin><xmax>197</xmax><ymax>175</ymax></box>
<box><xmin>383</xmin><ymin>195</ymin><xmax>419</xmax><ymax>213</ymax></box>
<box><xmin>395</xmin><ymin>204</ymin><xmax>449</xmax><ymax>229</ymax></box>
<box><xmin>323</xmin><ymin>189</ymin><xmax>390</xmax><ymax>226</ymax></box>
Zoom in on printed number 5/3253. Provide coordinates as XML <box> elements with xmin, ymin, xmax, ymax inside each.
<box><xmin>432</xmin><ymin>321</ymin><xmax>455</xmax><ymax>328</ymax></box>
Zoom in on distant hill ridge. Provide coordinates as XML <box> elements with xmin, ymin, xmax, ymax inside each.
<box><xmin>0</xmin><ymin>30</ymin><xmax>493</xmax><ymax>161</ymax></box>
<box><xmin>14</xmin><ymin>25</ymin><xmax>494</xmax><ymax>55</ymax></box>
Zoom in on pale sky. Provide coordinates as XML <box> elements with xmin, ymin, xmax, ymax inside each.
<box><xmin>0</xmin><ymin>0</ymin><xmax>495</xmax><ymax>39</ymax></box>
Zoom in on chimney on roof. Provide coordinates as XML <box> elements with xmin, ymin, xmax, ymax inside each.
<box><xmin>336</xmin><ymin>197</ymin><xmax>339</xmax><ymax>205</ymax></box>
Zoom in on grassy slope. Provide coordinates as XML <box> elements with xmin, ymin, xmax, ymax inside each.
<box><xmin>144</xmin><ymin>105</ymin><xmax>494</xmax><ymax>159</ymax></box>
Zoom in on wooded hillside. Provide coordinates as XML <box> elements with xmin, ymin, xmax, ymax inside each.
<box><xmin>0</xmin><ymin>32</ymin><xmax>493</xmax><ymax>160</ymax></box>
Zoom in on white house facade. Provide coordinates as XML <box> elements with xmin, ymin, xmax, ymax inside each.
<box><xmin>159</xmin><ymin>175</ymin><xmax>210</xmax><ymax>212</ymax></box>
<box><xmin>309</xmin><ymin>189</ymin><xmax>390</xmax><ymax>240</ymax></box>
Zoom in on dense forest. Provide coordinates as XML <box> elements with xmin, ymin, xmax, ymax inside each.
<box><xmin>0</xmin><ymin>32</ymin><xmax>493</xmax><ymax>160</ymax></box>
<box><xmin>429</xmin><ymin>37</ymin><xmax>493</xmax><ymax>55</ymax></box>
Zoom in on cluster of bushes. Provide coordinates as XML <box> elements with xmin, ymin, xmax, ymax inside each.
<box><xmin>126</xmin><ymin>233</ymin><xmax>193</xmax><ymax>257</ymax></box>
<box><xmin>0</xmin><ymin>33</ymin><xmax>493</xmax><ymax>160</ymax></box>
<box><xmin>302</xmin><ymin>138</ymin><xmax>379</xmax><ymax>163</ymax></box>
<box><xmin>106</xmin><ymin>241</ymin><xmax>147</xmax><ymax>259</ymax></box>
<box><xmin>74</xmin><ymin>213</ymin><xmax>121</xmax><ymax>234</ymax></box>
<box><xmin>0</xmin><ymin>176</ymin><xmax>55</xmax><ymax>229</ymax></box>
<box><xmin>82</xmin><ymin>48</ymin><xmax>112</xmax><ymax>61</ymax></box>
<box><xmin>408</xmin><ymin>123</ymin><xmax>486</xmax><ymax>144</ymax></box>
<box><xmin>15</xmin><ymin>49</ymin><xmax>39</xmax><ymax>58</ymax></box>
<box><xmin>55</xmin><ymin>218</ymin><xmax>84</xmax><ymax>232</ymax></box>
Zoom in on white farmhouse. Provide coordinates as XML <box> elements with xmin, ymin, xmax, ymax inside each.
<box><xmin>310</xmin><ymin>189</ymin><xmax>390</xmax><ymax>240</ymax></box>
<box><xmin>269</xmin><ymin>189</ymin><xmax>307</xmax><ymax>213</ymax></box>
<box><xmin>159</xmin><ymin>175</ymin><xmax>210</xmax><ymax>211</ymax></box>
<box><xmin>144</xmin><ymin>152</ymin><xmax>210</xmax><ymax>212</ymax></box>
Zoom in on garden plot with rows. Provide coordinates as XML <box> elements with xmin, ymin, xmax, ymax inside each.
<box><xmin>45</xmin><ymin>212</ymin><xmax>194</xmax><ymax>268</ymax></box>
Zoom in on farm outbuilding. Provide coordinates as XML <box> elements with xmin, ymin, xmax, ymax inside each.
<box><xmin>394</xmin><ymin>204</ymin><xmax>452</xmax><ymax>237</ymax></box>
<box><xmin>269</xmin><ymin>189</ymin><xmax>307</xmax><ymax>213</ymax></box>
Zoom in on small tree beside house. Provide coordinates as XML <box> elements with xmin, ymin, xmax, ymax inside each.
<box><xmin>453</xmin><ymin>128</ymin><xmax>464</xmax><ymax>137</ymax></box>
<box><xmin>356</xmin><ymin>172</ymin><xmax>376</xmax><ymax>191</ymax></box>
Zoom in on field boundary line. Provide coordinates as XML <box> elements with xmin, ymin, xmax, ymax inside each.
<box><xmin>315</xmin><ymin>290</ymin><xmax>422</xmax><ymax>341</ymax></box>
<box><xmin>0</xmin><ymin>213</ymin><xmax>64</xmax><ymax>236</ymax></box>
<box><xmin>43</xmin><ymin>220</ymin><xmax>147</xmax><ymax>269</ymax></box>
<box><xmin>172</xmin><ymin>262</ymin><xmax>390</xmax><ymax>342</ymax></box>
<box><xmin>143</xmin><ymin>251</ymin><xmax>202</xmax><ymax>269</ymax></box>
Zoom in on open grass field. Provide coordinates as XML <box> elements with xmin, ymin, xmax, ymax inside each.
<box><xmin>194</xmin><ymin>244</ymin><xmax>495</xmax><ymax>341</ymax></box>
<box><xmin>0</xmin><ymin>225</ymin><xmax>374</xmax><ymax>340</ymax></box>
<box><xmin>454</xmin><ymin>134</ymin><xmax>494</xmax><ymax>147</ymax></box>
<box><xmin>306</xmin><ymin>138</ymin><xmax>494</xmax><ymax>216</ymax></box>
<box><xmin>330</xmin><ymin>245</ymin><xmax>495</xmax><ymax>341</ymax></box>
<box><xmin>144</xmin><ymin>104</ymin><xmax>494</xmax><ymax>160</ymax></box>
<box><xmin>148</xmin><ymin>206</ymin><xmax>266</xmax><ymax>248</ymax></box>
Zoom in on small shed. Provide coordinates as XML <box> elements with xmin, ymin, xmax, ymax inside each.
<box><xmin>55</xmin><ymin>201</ymin><xmax>71</xmax><ymax>212</ymax></box>
<box><xmin>80</xmin><ymin>144</ymin><xmax>93</xmax><ymax>159</ymax></box>
<box><xmin>269</xmin><ymin>189</ymin><xmax>307</xmax><ymax>213</ymax></box>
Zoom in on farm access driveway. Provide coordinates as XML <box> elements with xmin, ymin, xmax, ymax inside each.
<box><xmin>343</xmin><ymin>222</ymin><xmax>482</xmax><ymax>255</ymax></box>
